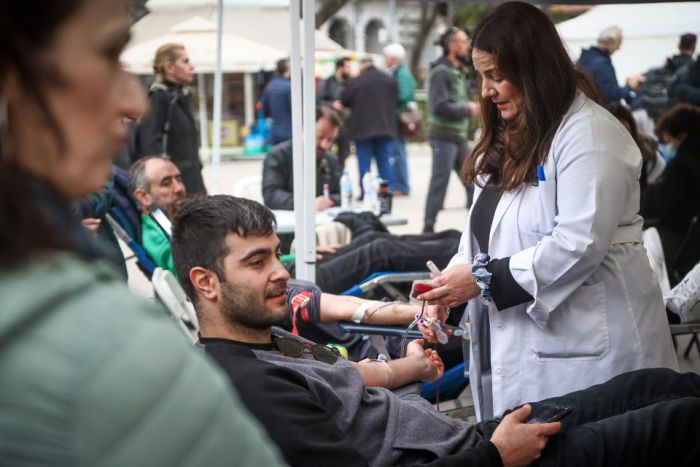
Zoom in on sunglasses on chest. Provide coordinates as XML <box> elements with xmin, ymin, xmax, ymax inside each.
<box><xmin>273</xmin><ymin>337</ymin><xmax>340</xmax><ymax>365</ymax></box>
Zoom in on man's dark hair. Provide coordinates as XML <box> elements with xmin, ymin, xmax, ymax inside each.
<box><xmin>679</xmin><ymin>33</ymin><xmax>697</xmax><ymax>52</ymax></box>
<box><xmin>655</xmin><ymin>103</ymin><xmax>700</xmax><ymax>140</ymax></box>
<box><xmin>436</xmin><ymin>26</ymin><xmax>462</xmax><ymax>56</ymax></box>
<box><xmin>171</xmin><ymin>195</ymin><xmax>277</xmax><ymax>303</ymax></box>
<box><xmin>335</xmin><ymin>56</ymin><xmax>350</xmax><ymax>70</ymax></box>
<box><xmin>276</xmin><ymin>58</ymin><xmax>289</xmax><ymax>75</ymax></box>
<box><xmin>315</xmin><ymin>105</ymin><xmax>342</xmax><ymax>128</ymax></box>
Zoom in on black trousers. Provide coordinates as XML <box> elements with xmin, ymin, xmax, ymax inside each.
<box><xmin>477</xmin><ymin>368</ymin><xmax>700</xmax><ymax>466</ymax></box>
<box><xmin>312</xmin><ymin>230</ymin><xmax>461</xmax><ymax>294</ymax></box>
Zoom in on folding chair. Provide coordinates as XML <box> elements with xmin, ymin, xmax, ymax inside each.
<box><xmin>105</xmin><ymin>213</ymin><xmax>156</xmax><ymax>278</ymax></box>
<box><xmin>151</xmin><ymin>267</ymin><xmax>200</xmax><ymax>344</ymax></box>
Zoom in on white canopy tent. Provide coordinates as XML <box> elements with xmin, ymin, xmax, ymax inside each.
<box><xmin>556</xmin><ymin>2</ymin><xmax>700</xmax><ymax>82</ymax></box>
<box><xmin>121</xmin><ymin>16</ymin><xmax>286</xmax><ymax>74</ymax></box>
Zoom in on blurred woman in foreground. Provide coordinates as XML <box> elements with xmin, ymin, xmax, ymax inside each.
<box><xmin>0</xmin><ymin>0</ymin><xmax>283</xmax><ymax>464</ymax></box>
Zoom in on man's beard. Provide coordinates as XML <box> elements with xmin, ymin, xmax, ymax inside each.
<box><xmin>219</xmin><ymin>280</ymin><xmax>288</xmax><ymax>330</ymax></box>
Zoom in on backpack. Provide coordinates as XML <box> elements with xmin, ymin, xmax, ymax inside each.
<box><xmin>631</xmin><ymin>66</ymin><xmax>676</xmax><ymax>120</ymax></box>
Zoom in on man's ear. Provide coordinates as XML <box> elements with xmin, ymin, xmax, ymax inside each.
<box><xmin>189</xmin><ymin>267</ymin><xmax>219</xmax><ymax>302</ymax></box>
<box><xmin>133</xmin><ymin>188</ymin><xmax>152</xmax><ymax>212</ymax></box>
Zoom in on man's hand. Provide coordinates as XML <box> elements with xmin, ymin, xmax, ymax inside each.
<box><xmin>315</xmin><ymin>244</ymin><xmax>341</xmax><ymax>261</ymax></box>
<box><xmin>417</xmin><ymin>264</ymin><xmax>480</xmax><ymax>308</ymax></box>
<box><xmin>468</xmin><ymin>101</ymin><xmax>482</xmax><ymax>117</ymax></box>
<box><xmin>490</xmin><ymin>405</ymin><xmax>561</xmax><ymax>467</ymax></box>
<box><xmin>626</xmin><ymin>73</ymin><xmax>644</xmax><ymax>90</ymax></box>
<box><xmin>81</xmin><ymin>218</ymin><xmax>101</xmax><ymax>235</ymax></box>
<box><xmin>315</xmin><ymin>195</ymin><xmax>334</xmax><ymax>211</ymax></box>
<box><xmin>418</xmin><ymin>305</ymin><xmax>452</xmax><ymax>344</ymax></box>
<box><xmin>405</xmin><ymin>339</ymin><xmax>444</xmax><ymax>383</ymax></box>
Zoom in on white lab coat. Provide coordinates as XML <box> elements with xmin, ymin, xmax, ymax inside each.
<box><xmin>449</xmin><ymin>92</ymin><xmax>679</xmax><ymax>420</ymax></box>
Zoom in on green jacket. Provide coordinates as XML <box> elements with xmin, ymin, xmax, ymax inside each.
<box><xmin>426</xmin><ymin>57</ymin><xmax>472</xmax><ymax>140</ymax></box>
<box><xmin>142</xmin><ymin>213</ymin><xmax>176</xmax><ymax>276</ymax></box>
<box><xmin>394</xmin><ymin>64</ymin><xmax>417</xmax><ymax>112</ymax></box>
<box><xmin>0</xmin><ymin>253</ymin><xmax>286</xmax><ymax>466</ymax></box>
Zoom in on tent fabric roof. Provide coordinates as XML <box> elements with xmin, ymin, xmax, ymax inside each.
<box><xmin>556</xmin><ymin>2</ymin><xmax>700</xmax><ymax>40</ymax></box>
<box><xmin>122</xmin><ymin>16</ymin><xmax>287</xmax><ymax>73</ymax></box>
<box><xmin>129</xmin><ymin>3</ymin><xmax>343</xmax><ymax>60</ymax></box>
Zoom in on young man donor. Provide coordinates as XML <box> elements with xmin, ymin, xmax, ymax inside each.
<box><xmin>128</xmin><ymin>155</ymin><xmax>451</xmax><ymax>361</ymax></box>
<box><xmin>171</xmin><ymin>194</ymin><xmax>700</xmax><ymax>467</ymax></box>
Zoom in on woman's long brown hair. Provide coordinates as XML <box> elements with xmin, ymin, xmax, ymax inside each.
<box><xmin>462</xmin><ymin>1</ymin><xmax>600</xmax><ymax>190</ymax></box>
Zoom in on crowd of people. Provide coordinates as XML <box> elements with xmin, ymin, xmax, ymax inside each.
<box><xmin>2</xmin><ymin>0</ymin><xmax>700</xmax><ymax>466</ymax></box>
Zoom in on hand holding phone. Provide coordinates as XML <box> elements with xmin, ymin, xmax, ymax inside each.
<box><xmin>525</xmin><ymin>405</ymin><xmax>571</xmax><ymax>424</ymax></box>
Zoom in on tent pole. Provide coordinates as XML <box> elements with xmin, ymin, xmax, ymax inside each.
<box><xmin>301</xmin><ymin>0</ymin><xmax>317</xmax><ymax>282</ymax></box>
<box><xmin>197</xmin><ymin>73</ymin><xmax>209</xmax><ymax>160</ymax></box>
<box><xmin>212</xmin><ymin>0</ymin><xmax>224</xmax><ymax>194</ymax></box>
<box><xmin>290</xmin><ymin>0</ymin><xmax>316</xmax><ymax>281</ymax></box>
<box><xmin>244</xmin><ymin>72</ymin><xmax>254</xmax><ymax>128</ymax></box>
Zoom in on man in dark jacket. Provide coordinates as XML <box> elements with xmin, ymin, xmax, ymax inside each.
<box><xmin>424</xmin><ymin>27</ymin><xmax>480</xmax><ymax>233</ymax></box>
<box><xmin>262</xmin><ymin>107</ymin><xmax>342</xmax><ymax>211</ymax></box>
<box><xmin>137</xmin><ymin>44</ymin><xmax>206</xmax><ymax>194</ymax></box>
<box><xmin>260</xmin><ymin>59</ymin><xmax>293</xmax><ymax>145</ymax></box>
<box><xmin>341</xmin><ymin>58</ymin><xmax>398</xmax><ymax>194</ymax></box>
<box><xmin>318</xmin><ymin>56</ymin><xmax>353</xmax><ymax>169</ymax></box>
<box><xmin>578</xmin><ymin>26</ymin><xmax>643</xmax><ymax>105</ymax></box>
<box><xmin>170</xmin><ymin>195</ymin><xmax>700</xmax><ymax>467</ymax></box>
<box><xmin>666</xmin><ymin>33</ymin><xmax>697</xmax><ymax>74</ymax></box>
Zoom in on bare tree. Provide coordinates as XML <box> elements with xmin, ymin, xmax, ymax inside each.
<box><xmin>410</xmin><ymin>2</ymin><xmax>440</xmax><ymax>84</ymax></box>
<box><xmin>316</xmin><ymin>0</ymin><xmax>352</xmax><ymax>27</ymax></box>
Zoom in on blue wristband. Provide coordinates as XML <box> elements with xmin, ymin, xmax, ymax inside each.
<box><xmin>472</xmin><ymin>252</ymin><xmax>494</xmax><ymax>304</ymax></box>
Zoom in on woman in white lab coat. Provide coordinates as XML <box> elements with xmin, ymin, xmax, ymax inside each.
<box><xmin>418</xmin><ymin>2</ymin><xmax>678</xmax><ymax>420</ymax></box>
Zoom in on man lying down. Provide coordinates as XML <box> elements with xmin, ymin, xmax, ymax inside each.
<box><xmin>171</xmin><ymin>195</ymin><xmax>700</xmax><ymax>467</ymax></box>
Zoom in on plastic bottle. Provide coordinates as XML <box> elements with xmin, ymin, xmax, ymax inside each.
<box><xmin>340</xmin><ymin>171</ymin><xmax>353</xmax><ymax>211</ymax></box>
<box><xmin>362</xmin><ymin>171</ymin><xmax>375</xmax><ymax>210</ymax></box>
<box><xmin>372</xmin><ymin>175</ymin><xmax>383</xmax><ymax>215</ymax></box>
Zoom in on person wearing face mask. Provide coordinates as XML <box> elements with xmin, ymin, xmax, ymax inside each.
<box><xmin>641</xmin><ymin>104</ymin><xmax>700</xmax><ymax>289</ymax></box>
<box><xmin>137</xmin><ymin>43</ymin><xmax>207</xmax><ymax>194</ymax></box>
<box><xmin>0</xmin><ymin>0</ymin><xmax>286</xmax><ymax>464</ymax></box>
<box><xmin>418</xmin><ymin>1</ymin><xmax>678</xmax><ymax>421</ymax></box>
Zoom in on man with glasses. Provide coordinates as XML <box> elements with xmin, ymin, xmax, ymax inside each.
<box><xmin>171</xmin><ymin>195</ymin><xmax>700</xmax><ymax>467</ymax></box>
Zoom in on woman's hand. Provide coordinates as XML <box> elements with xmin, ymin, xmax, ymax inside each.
<box><xmin>418</xmin><ymin>305</ymin><xmax>452</xmax><ymax>344</ymax></box>
<box><xmin>417</xmin><ymin>264</ymin><xmax>480</xmax><ymax>308</ymax></box>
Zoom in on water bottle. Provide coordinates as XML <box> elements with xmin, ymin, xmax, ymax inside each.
<box><xmin>340</xmin><ymin>171</ymin><xmax>353</xmax><ymax>211</ymax></box>
<box><xmin>362</xmin><ymin>171</ymin><xmax>375</xmax><ymax>210</ymax></box>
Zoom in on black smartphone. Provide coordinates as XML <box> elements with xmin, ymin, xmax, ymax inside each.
<box><xmin>525</xmin><ymin>406</ymin><xmax>571</xmax><ymax>424</ymax></box>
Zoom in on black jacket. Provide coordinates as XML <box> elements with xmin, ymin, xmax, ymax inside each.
<box><xmin>317</xmin><ymin>75</ymin><xmax>343</xmax><ymax>107</ymax></box>
<box><xmin>641</xmin><ymin>134</ymin><xmax>700</xmax><ymax>277</ymax></box>
<box><xmin>137</xmin><ymin>81</ymin><xmax>206</xmax><ymax>194</ymax></box>
<box><xmin>341</xmin><ymin>66</ymin><xmax>398</xmax><ymax>141</ymax></box>
<box><xmin>262</xmin><ymin>140</ymin><xmax>341</xmax><ymax>210</ymax></box>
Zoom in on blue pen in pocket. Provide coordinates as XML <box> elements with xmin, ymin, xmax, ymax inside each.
<box><xmin>537</xmin><ymin>165</ymin><xmax>546</xmax><ymax>182</ymax></box>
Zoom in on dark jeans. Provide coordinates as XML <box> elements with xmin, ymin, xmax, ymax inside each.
<box><xmin>424</xmin><ymin>136</ymin><xmax>473</xmax><ymax>230</ymax></box>
<box><xmin>478</xmin><ymin>368</ymin><xmax>700</xmax><ymax>466</ymax></box>
<box><xmin>355</xmin><ymin>136</ymin><xmax>395</xmax><ymax>193</ymax></box>
<box><xmin>313</xmin><ymin>230</ymin><xmax>462</xmax><ymax>294</ymax></box>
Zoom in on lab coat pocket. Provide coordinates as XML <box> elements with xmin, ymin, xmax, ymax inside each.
<box><xmin>519</xmin><ymin>181</ymin><xmax>556</xmax><ymax>238</ymax></box>
<box><xmin>530</xmin><ymin>282</ymin><xmax>610</xmax><ymax>361</ymax></box>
